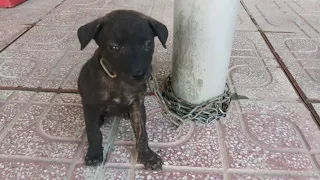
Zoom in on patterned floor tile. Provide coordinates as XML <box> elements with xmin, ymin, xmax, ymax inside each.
<box><xmin>232</xmin><ymin>31</ymin><xmax>275</xmax><ymax>60</ymax></box>
<box><xmin>108</xmin><ymin>145</ymin><xmax>133</xmax><ymax>164</ymax></box>
<box><xmin>115</xmin><ymin>117</ymin><xmax>221</xmax><ymax>169</ymax></box>
<box><xmin>135</xmin><ymin>170</ymin><xmax>223</xmax><ymax>180</ymax></box>
<box><xmin>229</xmin><ymin>174</ymin><xmax>319</xmax><ymax>180</ymax></box>
<box><xmin>104</xmin><ymin>168</ymin><xmax>129</xmax><ymax>180</ymax></box>
<box><xmin>229</xmin><ymin>31</ymin><xmax>298</xmax><ymax>100</ymax></box>
<box><xmin>0</xmin><ymin>25</ymin><xmax>30</xmax><ymax>51</ymax></box>
<box><xmin>114</xmin><ymin>109</ymin><xmax>191</xmax><ymax>143</ymax></box>
<box><xmin>228</xmin><ymin>66</ymin><xmax>298</xmax><ymax>100</ymax></box>
<box><xmin>0</xmin><ymin>50</ymin><xmax>90</xmax><ymax>89</ymax></box>
<box><xmin>222</xmin><ymin>114</ymin><xmax>313</xmax><ymax>171</ymax></box>
<box><xmin>72</xmin><ymin>163</ymin><xmax>129</xmax><ymax>180</ymax></box>
<box><xmin>239</xmin><ymin>100</ymin><xmax>320</xmax><ymax>151</ymax></box>
<box><xmin>17</xmin><ymin>0</ymin><xmax>65</xmax><ymax>9</ymax></box>
<box><xmin>153</xmin><ymin>123</ymin><xmax>221</xmax><ymax>168</ymax></box>
<box><xmin>0</xmin><ymin>91</ymin><xmax>84</xmax><ymax>159</ymax></box>
<box><xmin>0</xmin><ymin>4</ymin><xmax>55</xmax><ymax>25</ymax></box>
<box><xmin>313</xmin><ymin>103</ymin><xmax>320</xmax><ymax>114</ymax></box>
<box><xmin>285</xmin><ymin>0</ymin><xmax>320</xmax><ymax>14</ymax></box>
<box><xmin>266</xmin><ymin>32</ymin><xmax>320</xmax><ymax>100</ymax></box>
<box><xmin>55</xmin><ymin>0</ymin><xmax>153</xmax><ymax>13</ymax></box>
<box><xmin>3</xmin><ymin>26</ymin><xmax>97</xmax><ymax>52</ymax></box>
<box><xmin>237</xmin><ymin>5</ymin><xmax>258</xmax><ymax>31</ymax></box>
<box><xmin>242</xmin><ymin>0</ymin><xmax>319</xmax><ymax>37</ymax></box>
<box><xmin>283</xmin><ymin>0</ymin><xmax>320</xmax><ymax>37</ymax></box>
<box><xmin>0</xmin><ymin>0</ymin><xmax>319</xmax><ymax>179</ymax></box>
<box><xmin>70</xmin><ymin>164</ymin><xmax>99</xmax><ymax>180</ymax></box>
<box><xmin>37</xmin><ymin>8</ymin><xmax>99</xmax><ymax>31</ymax></box>
<box><xmin>0</xmin><ymin>161</ymin><xmax>69</xmax><ymax>180</ymax></box>
<box><xmin>107</xmin><ymin>0</ymin><xmax>155</xmax><ymax>9</ymax></box>
<box><xmin>221</xmin><ymin>100</ymin><xmax>320</xmax><ymax>171</ymax></box>
<box><xmin>70</xmin><ymin>165</ymin><xmax>129</xmax><ymax>180</ymax></box>
<box><xmin>55</xmin><ymin>0</ymin><xmax>113</xmax><ymax>11</ymax></box>
<box><xmin>315</xmin><ymin>155</ymin><xmax>320</xmax><ymax>169</ymax></box>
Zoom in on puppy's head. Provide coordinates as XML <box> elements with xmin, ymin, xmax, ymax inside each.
<box><xmin>77</xmin><ymin>10</ymin><xmax>168</xmax><ymax>84</ymax></box>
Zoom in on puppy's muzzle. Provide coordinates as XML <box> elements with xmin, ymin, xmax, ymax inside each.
<box><xmin>132</xmin><ymin>70</ymin><xmax>145</xmax><ymax>81</ymax></box>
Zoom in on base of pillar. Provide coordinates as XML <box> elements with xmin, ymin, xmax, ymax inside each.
<box><xmin>148</xmin><ymin>74</ymin><xmax>231</xmax><ymax>125</ymax></box>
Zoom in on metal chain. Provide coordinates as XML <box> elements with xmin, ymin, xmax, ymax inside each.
<box><xmin>148</xmin><ymin>74</ymin><xmax>231</xmax><ymax>126</ymax></box>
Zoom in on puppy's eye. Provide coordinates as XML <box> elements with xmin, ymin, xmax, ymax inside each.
<box><xmin>109</xmin><ymin>43</ymin><xmax>121</xmax><ymax>51</ymax></box>
<box><xmin>144</xmin><ymin>40</ymin><xmax>152</xmax><ymax>48</ymax></box>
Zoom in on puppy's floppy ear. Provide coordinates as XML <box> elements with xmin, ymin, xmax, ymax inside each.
<box><xmin>77</xmin><ymin>19</ymin><xmax>102</xmax><ymax>50</ymax></box>
<box><xmin>148</xmin><ymin>18</ymin><xmax>168</xmax><ymax>49</ymax></box>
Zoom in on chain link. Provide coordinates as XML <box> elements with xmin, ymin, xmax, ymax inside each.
<box><xmin>148</xmin><ymin>74</ymin><xmax>231</xmax><ymax>125</ymax></box>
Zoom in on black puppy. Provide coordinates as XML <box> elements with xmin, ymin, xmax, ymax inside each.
<box><xmin>77</xmin><ymin>10</ymin><xmax>168</xmax><ymax>170</ymax></box>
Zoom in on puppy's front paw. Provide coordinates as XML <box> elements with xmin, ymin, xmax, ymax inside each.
<box><xmin>139</xmin><ymin>150</ymin><xmax>163</xmax><ymax>170</ymax></box>
<box><xmin>85</xmin><ymin>151</ymin><xmax>103</xmax><ymax>166</ymax></box>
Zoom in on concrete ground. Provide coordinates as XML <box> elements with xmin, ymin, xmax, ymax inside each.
<box><xmin>0</xmin><ymin>0</ymin><xmax>320</xmax><ymax>179</ymax></box>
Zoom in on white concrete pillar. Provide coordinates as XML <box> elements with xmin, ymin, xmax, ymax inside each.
<box><xmin>172</xmin><ymin>0</ymin><xmax>240</xmax><ymax>104</ymax></box>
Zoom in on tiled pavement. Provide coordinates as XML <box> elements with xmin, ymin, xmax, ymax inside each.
<box><xmin>0</xmin><ymin>0</ymin><xmax>320</xmax><ymax>179</ymax></box>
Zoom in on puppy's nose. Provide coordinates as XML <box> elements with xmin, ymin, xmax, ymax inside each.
<box><xmin>132</xmin><ymin>70</ymin><xmax>145</xmax><ymax>80</ymax></box>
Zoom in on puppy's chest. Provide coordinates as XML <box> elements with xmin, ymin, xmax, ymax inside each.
<box><xmin>101</xmin><ymin>91</ymin><xmax>136</xmax><ymax>116</ymax></box>
<box><xmin>102</xmin><ymin>90</ymin><xmax>136</xmax><ymax>106</ymax></box>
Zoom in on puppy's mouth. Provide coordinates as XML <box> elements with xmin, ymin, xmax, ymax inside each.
<box><xmin>131</xmin><ymin>74</ymin><xmax>145</xmax><ymax>81</ymax></box>
<box><xmin>131</xmin><ymin>67</ymin><xmax>151</xmax><ymax>81</ymax></box>
<box><xmin>131</xmin><ymin>68</ymin><xmax>152</xmax><ymax>83</ymax></box>
<box><xmin>129</xmin><ymin>76</ymin><xmax>146</xmax><ymax>85</ymax></box>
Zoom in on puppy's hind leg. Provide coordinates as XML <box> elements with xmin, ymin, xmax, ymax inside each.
<box><xmin>82</xmin><ymin>103</ymin><xmax>104</xmax><ymax>166</ymax></box>
<box><xmin>129</xmin><ymin>97</ymin><xmax>163</xmax><ymax>170</ymax></box>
